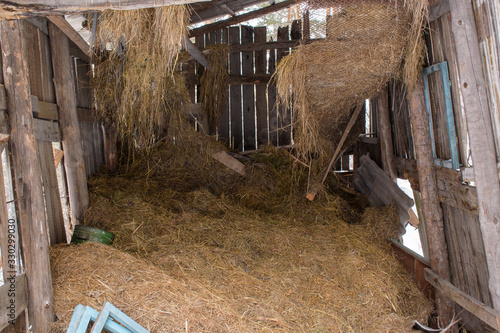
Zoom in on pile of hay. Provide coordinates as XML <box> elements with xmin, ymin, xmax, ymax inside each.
<box><xmin>91</xmin><ymin>6</ymin><xmax>191</xmax><ymax>149</ymax></box>
<box><xmin>276</xmin><ymin>0</ymin><xmax>427</xmax><ymax>159</ymax></box>
<box><xmin>51</xmin><ymin>135</ymin><xmax>431</xmax><ymax>332</ymax></box>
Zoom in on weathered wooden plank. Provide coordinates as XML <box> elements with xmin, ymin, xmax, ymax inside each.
<box><xmin>229</xmin><ymin>39</ymin><xmax>304</xmax><ymax>53</ymax></box>
<box><xmin>38</xmin><ymin>141</ymin><xmax>66</xmax><ymax>244</ymax></box>
<box><xmin>33</xmin><ymin>118</ymin><xmax>60</xmax><ymax>142</ymax></box>
<box><xmin>24</xmin><ymin>21</ymin><xmax>44</xmax><ymax>101</ymax></box>
<box><xmin>0</xmin><ymin>144</ymin><xmax>13</xmax><ymax>282</ymax></box>
<box><xmin>212</xmin><ymin>151</ymin><xmax>246</xmax><ymax>176</ymax></box>
<box><xmin>1</xmin><ymin>0</ymin><xmax>204</xmax><ymax>19</ymax></box>
<box><xmin>425</xmin><ymin>268</ymin><xmax>500</xmax><ymax>330</ymax></box>
<box><xmin>429</xmin><ymin>0</ymin><xmax>450</xmax><ymax>21</ymax></box>
<box><xmin>254</xmin><ymin>27</ymin><xmax>268</xmax><ymax>146</ymax></box>
<box><xmin>190</xmin><ymin>0</ymin><xmax>297</xmax><ymax>37</ymax></box>
<box><xmin>47</xmin><ymin>16</ymin><xmax>91</xmax><ymax>60</ymax></box>
<box><xmin>229</xmin><ymin>26</ymin><xmax>242</xmax><ymax>150</ymax></box>
<box><xmin>183</xmin><ymin>36</ymin><xmax>210</xmax><ymax>69</ymax></box>
<box><xmin>408</xmin><ymin>76</ymin><xmax>453</xmax><ymax>323</ymax></box>
<box><xmin>1</xmin><ymin>19</ymin><xmax>55</xmax><ymax>332</ymax></box>
<box><xmin>450</xmin><ymin>0</ymin><xmax>500</xmax><ymax>309</ymax></box>
<box><xmin>0</xmin><ymin>274</ymin><xmax>27</xmax><ymax>331</ymax></box>
<box><xmin>376</xmin><ymin>86</ymin><xmax>396</xmax><ymax>180</ymax></box>
<box><xmin>217</xmin><ymin>28</ymin><xmax>230</xmax><ymax>144</ymax></box>
<box><xmin>102</xmin><ymin>122</ymin><xmax>118</xmax><ymax>171</ymax></box>
<box><xmin>241</xmin><ymin>25</ymin><xmax>255</xmax><ymax>151</ymax></box>
<box><xmin>49</xmin><ymin>21</ymin><xmax>89</xmax><ymax>225</ymax></box>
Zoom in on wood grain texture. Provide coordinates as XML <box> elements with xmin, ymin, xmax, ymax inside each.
<box><xmin>241</xmin><ymin>25</ymin><xmax>255</xmax><ymax>150</ymax></box>
<box><xmin>49</xmin><ymin>21</ymin><xmax>89</xmax><ymax>225</ymax></box>
<box><xmin>229</xmin><ymin>26</ymin><xmax>242</xmax><ymax>150</ymax></box>
<box><xmin>254</xmin><ymin>27</ymin><xmax>268</xmax><ymax>145</ymax></box>
<box><xmin>376</xmin><ymin>86</ymin><xmax>396</xmax><ymax>180</ymax></box>
<box><xmin>1</xmin><ymin>19</ymin><xmax>55</xmax><ymax>333</ymax></box>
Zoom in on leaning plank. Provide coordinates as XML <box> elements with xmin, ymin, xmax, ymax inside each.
<box><xmin>450</xmin><ymin>0</ymin><xmax>500</xmax><ymax>309</ymax></box>
<box><xmin>190</xmin><ymin>0</ymin><xmax>297</xmax><ymax>37</ymax></box>
<box><xmin>429</xmin><ymin>0</ymin><xmax>450</xmax><ymax>21</ymax></box>
<box><xmin>183</xmin><ymin>36</ymin><xmax>210</xmax><ymax>69</ymax></box>
<box><xmin>306</xmin><ymin>104</ymin><xmax>363</xmax><ymax>201</ymax></box>
<box><xmin>46</xmin><ymin>16</ymin><xmax>90</xmax><ymax>60</ymax></box>
<box><xmin>1</xmin><ymin>19</ymin><xmax>55</xmax><ymax>333</ymax></box>
<box><xmin>212</xmin><ymin>151</ymin><xmax>246</xmax><ymax>177</ymax></box>
<box><xmin>0</xmin><ymin>274</ymin><xmax>27</xmax><ymax>331</ymax></box>
<box><xmin>49</xmin><ymin>22</ymin><xmax>89</xmax><ymax>225</ymax></box>
<box><xmin>425</xmin><ymin>268</ymin><xmax>500</xmax><ymax>330</ymax></box>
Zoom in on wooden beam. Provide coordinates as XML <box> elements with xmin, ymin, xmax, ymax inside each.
<box><xmin>0</xmin><ymin>274</ymin><xmax>27</xmax><ymax>331</ymax></box>
<box><xmin>33</xmin><ymin>118</ymin><xmax>60</xmax><ymax>142</ymax></box>
<box><xmin>0</xmin><ymin>144</ymin><xmax>13</xmax><ymax>283</ymax></box>
<box><xmin>306</xmin><ymin>104</ymin><xmax>363</xmax><ymax>201</ymax></box>
<box><xmin>450</xmin><ymin>0</ymin><xmax>500</xmax><ymax>310</ymax></box>
<box><xmin>0</xmin><ymin>19</ymin><xmax>55</xmax><ymax>333</ymax></box>
<box><xmin>1</xmin><ymin>0</ymin><xmax>205</xmax><ymax>19</ymax></box>
<box><xmin>212</xmin><ymin>151</ymin><xmax>246</xmax><ymax>176</ymax></box>
<box><xmin>425</xmin><ymin>268</ymin><xmax>500</xmax><ymax>330</ymax></box>
<box><xmin>228</xmin><ymin>39</ymin><xmax>309</xmax><ymax>53</ymax></box>
<box><xmin>46</xmin><ymin>16</ymin><xmax>90</xmax><ymax>60</ymax></box>
<box><xmin>408</xmin><ymin>76</ymin><xmax>454</xmax><ymax>324</ymax></box>
<box><xmin>183</xmin><ymin>36</ymin><xmax>210</xmax><ymax>69</ymax></box>
<box><xmin>48</xmin><ymin>22</ymin><xmax>89</xmax><ymax>225</ymax></box>
<box><xmin>189</xmin><ymin>0</ymin><xmax>297</xmax><ymax>37</ymax></box>
<box><xmin>429</xmin><ymin>0</ymin><xmax>450</xmax><ymax>22</ymax></box>
<box><xmin>376</xmin><ymin>85</ymin><xmax>396</xmax><ymax>180</ymax></box>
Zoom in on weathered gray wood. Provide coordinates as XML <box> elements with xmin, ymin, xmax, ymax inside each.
<box><xmin>48</xmin><ymin>22</ymin><xmax>89</xmax><ymax>225</ymax></box>
<box><xmin>0</xmin><ymin>274</ymin><xmax>27</xmax><ymax>331</ymax></box>
<box><xmin>229</xmin><ymin>39</ymin><xmax>306</xmax><ymax>53</ymax></box>
<box><xmin>450</xmin><ymin>0</ymin><xmax>500</xmax><ymax>310</ymax></box>
<box><xmin>212</xmin><ymin>151</ymin><xmax>246</xmax><ymax>176</ymax></box>
<box><xmin>33</xmin><ymin>118</ymin><xmax>60</xmax><ymax>142</ymax></box>
<box><xmin>190</xmin><ymin>0</ymin><xmax>297</xmax><ymax>37</ymax></box>
<box><xmin>408</xmin><ymin>76</ymin><xmax>454</xmax><ymax>323</ymax></box>
<box><xmin>0</xmin><ymin>144</ymin><xmax>12</xmax><ymax>282</ymax></box>
<box><xmin>229</xmin><ymin>26</ymin><xmax>242</xmax><ymax>150</ymax></box>
<box><xmin>1</xmin><ymin>19</ymin><xmax>55</xmax><ymax>333</ymax></box>
<box><xmin>377</xmin><ymin>86</ymin><xmax>396</xmax><ymax>180</ymax></box>
<box><xmin>254</xmin><ymin>27</ymin><xmax>268</xmax><ymax>145</ymax></box>
<box><xmin>46</xmin><ymin>16</ymin><xmax>90</xmax><ymax>61</ymax></box>
<box><xmin>429</xmin><ymin>0</ymin><xmax>450</xmax><ymax>21</ymax></box>
<box><xmin>241</xmin><ymin>25</ymin><xmax>255</xmax><ymax>150</ymax></box>
<box><xmin>38</xmin><ymin>141</ymin><xmax>66</xmax><ymax>244</ymax></box>
<box><xmin>183</xmin><ymin>36</ymin><xmax>210</xmax><ymax>69</ymax></box>
<box><xmin>1</xmin><ymin>0</ymin><xmax>204</xmax><ymax>19</ymax></box>
<box><xmin>425</xmin><ymin>268</ymin><xmax>500</xmax><ymax>330</ymax></box>
<box><xmin>276</xmin><ymin>26</ymin><xmax>290</xmax><ymax>146</ymax></box>
<box><xmin>102</xmin><ymin>122</ymin><xmax>118</xmax><ymax>171</ymax></box>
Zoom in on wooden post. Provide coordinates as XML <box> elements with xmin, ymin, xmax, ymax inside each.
<box><xmin>377</xmin><ymin>85</ymin><xmax>396</xmax><ymax>180</ymax></box>
<box><xmin>102</xmin><ymin>122</ymin><xmax>118</xmax><ymax>171</ymax></box>
<box><xmin>48</xmin><ymin>20</ymin><xmax>89</xmax><ymax>225</ymax></box>
<box><xmin>449</xmin><ymin>0</ymin><xmax>500</xmax><ymax>310</ymax></box>
<box><xmin>408</xmin><ymin>76</ymin><xmax>454</xmax><ymax>324</ymax></box>
<box><xmin>0</xmin><ymin>19</ymin><xmax>55</xmax><ymax>333</ymax></box>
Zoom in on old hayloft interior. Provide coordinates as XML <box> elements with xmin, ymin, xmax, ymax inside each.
<box><xmin>0</xmin><ymin>0</ymin><xmax>499</xmax><ymax>332</ymax></box>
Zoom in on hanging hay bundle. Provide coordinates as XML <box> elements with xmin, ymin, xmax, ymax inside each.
<box><xmin>200</xmin><ymin>44</ymin><xmax>230</xmax><ymax>127</ymax></box>
<box><xmin>275</xmin><ymin>0</ymin><xmax>427</xmax><ymax>159</ymax></box>
<box><xmin>91</xmin><ymin>6</ymin><xmax>191</xmax><ymax>149</ymax></box>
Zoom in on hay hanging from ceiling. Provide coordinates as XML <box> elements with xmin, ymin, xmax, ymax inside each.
<box><xmin>275</xmin><ymin>0</ymin><xmax>428</xmax><ymax>160</ymax></box>
<box><xmin>91</xmin><ymin>6</ymin><xmax>191</xmax><ymax>150</ymax></box>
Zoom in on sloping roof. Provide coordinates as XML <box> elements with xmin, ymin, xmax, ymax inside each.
<box><xmin>189</xmin><ymin>0</ymin><xmax>271</xmax><ymax>24</ymax></box>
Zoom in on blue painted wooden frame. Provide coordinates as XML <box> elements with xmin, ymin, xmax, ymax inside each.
<box><xmin>423</xmin><ymin>61</ymin><xmax>459</xmax><ymax>170</ymax></box>
<box><xmin>67</xmin><ymin>303</ymin><xmax>148</xmax><ymax>333</ymax></box>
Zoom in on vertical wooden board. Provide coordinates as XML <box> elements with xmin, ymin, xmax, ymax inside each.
<box><xmin>229</xmin><ymin>26</ymin><xmax>242</xmax><ymax>150</ymax></box>
<box><xmin>24</xmin><ymin>22</ymin><xmax>43</xmax><ymax>101</ymax></box>
<box><xmin>76</xmin><ymin>60</ymin><xmax>92</xmax><ymax>109</ymax></box>
<box><xmin>276</xmin><ymin>26</ymin><xmax>290</xmax><ymax>146</ymax></box>
<box><xmin>291</xmin><ymin>19</ymin><xmax>301</xmax><ymax>40</ymax></box>
<box><xmin>194</xmin><ymin>35</ymin><xmax>205</xmax><ymax>103</ymax></box>
<box><xmin>218</xmin><ymin>28</ymin><xmax>230</xmax><ymax>144</ymax></box>
<box><xmin>254</xmin><ymin>27</ymin><xmax>268</xmax><ymax>146</ymax></box>
<box><xmin>39</xmin><ymin>141</ymin><xmax>66</xmax><ymax>244</ymax></box>
<box><xmin>0</xmin><ymin>40</ymin><xmax>3</xmax><ymax>85</ymax></box>
<box><xmin>268</xmin><ymin>41</ymin><xmax>277</xmax><ymax>145</ymax></box>
<box><xmin>206</xmin><ymin>31</ymin><xmax>217</xmax><ymax>46</ymax></box>
<box><xmin>241</xmin><ymin>25</ymin><xmax>255</xmax><ymax>150</ymax></box>
<box><xmin>0</xmin><ymin>145</ymin><xmax>12</xmax><ymax>281</ymax></box>
<box><xmin>80</xmin><ymin>123</ymin><xmax>90</xmax><ymax>178</ymax></box>
<box><xmin>37</xmin><ymin>28</ymin><xmax>56</xmax><ymax>103</ymax></box>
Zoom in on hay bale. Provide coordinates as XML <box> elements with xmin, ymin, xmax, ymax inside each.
<box><xmin>275</xmin><ymin>0</ymin><xmax>426</xmax><ymax>160</ymax></box>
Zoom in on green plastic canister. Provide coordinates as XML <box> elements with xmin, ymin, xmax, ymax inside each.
<box><xmin>70</xmin><ymin>225</ymin><xmax>115</xmax><ymax>245</ymax></box>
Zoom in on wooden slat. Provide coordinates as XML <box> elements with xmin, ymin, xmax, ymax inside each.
<box><xmin>47</xmin><ymin>16</ymin><xmax>90</xmax><ymax>59</ymax></box>
<box><xmin>425</xmin><ymin>268</ymin><xmax>500</xmax><ymax>330</ymax></box>
<box><xmin>1</xmin><ymin>19</ymin><xmax>55</xmax><ymax>332</ymax></box>
<box><xmin>377</xmin><ymin>86</ymin><xmax>396</xmax><ymax>180</ymax></box>
<box><xmin>429</xmin><ymin>0</ymin><xmax>450</xmax><ymax>21</ymax></box>
<box><xmin>229</xmin><ymin>26</ymin><xmax>242</xmax><ymax>150</ymax></box>
<box><xmin>38</xmin><ymin>141</ymin><xmax>66</xmax><ymax>244</ymax></box>
<box><xmin>254</xmin><ymin>26</ymin><xmax>268</xmax><ymax>146</ymax></box>
<box><xmin>268</xmin><ymin>46</ymin><xmax>277</xmax><ymax>146</ymax></box>
<box><xmin>0</xmin><ymin>274</ymin><xmax>27</xmax><ymax>331</ymax></box>
<box><xmin>241</xmin><ymin>25</ymin><xmax>255</xmax><ymax>150</ymax></box>
<box><xmin>217</xmin><ymin>28</ymin><xmax>230</xmax><ymax>143</ymax></box>
<box><xmin>38</xmin><ymin>27</ymin><xmax>56</xmax><ymax>103</ymax></box>
<box><xmin>189</xmin><ymin>0</ymin><xmax>297</xmax><ymax>37</ymax></box>
<box><xmin>0</xmin><ymin>144</ymin><xmax>12</xmax><ymax>282</ymax></box>
<box><xmin>229</xmin><ymin>39</ymin><xmax>304</xmax><ymax>53</ymax></box>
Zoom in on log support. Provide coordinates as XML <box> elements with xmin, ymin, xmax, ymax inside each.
<box><xmin>408</xmin><ymin>76</ymin><xmax>454</xmax><ymax>324</ymax></box>
<box><xmin>376</xmin><ymin>85</ymin><xmax>396</xmax><ymax>180</ymax></box>
<box><xmin>0</xmin><ymin>19</ymin><xmax>55</xmax><ymax>333</ymax></box>
<box><xmin>48</xmin><ymin>20</ymin><xmax>89</xmax><ymax>225</ymax></box>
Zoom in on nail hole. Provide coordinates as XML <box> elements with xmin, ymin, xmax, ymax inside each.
<box><xmin>463</xmin><ymin>82</ymin><xmax>468</xmax><ymax>89</ymax></box>
<box><xmin>458</xmin><ymin>20</ymin><xmax>463</xmax><ymax>25</ymax></box>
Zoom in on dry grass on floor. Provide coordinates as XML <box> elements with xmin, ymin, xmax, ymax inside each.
<box><xmin>51</xmin><ymin>135</ymin><xmax>431</xmax><ymax>332</ymax></box>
